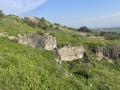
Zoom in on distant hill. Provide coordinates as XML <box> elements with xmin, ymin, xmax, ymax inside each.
<box><xmin>102</xmin><ymin>27</ymin><xmax>120</xmax><ymax>30</ymax></box>
<box><xmin>92</xmin><ymin>27</ymin><xmax>120</xmax><ymax>34</ymax></box>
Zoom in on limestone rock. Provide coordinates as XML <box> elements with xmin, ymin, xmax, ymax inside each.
<box><xmin>0</xmin><ymin>33</ymin><xmax>7</xmax><ymax>37</ymax></box>
<box><xmin>57</xmin><ymin>45</ymin><xmax>85</xmax><ymax>61</ymax></box>
<box><xmin>9</xmin><ymin>33</ymin><xmax>57</xmax><ymax>50</ymax></box>
<box><xmin>26</xmin><ymin>16</ymin><xmax>37</xmax><ymax>23</ymax></box>
<box><xmin>8</xmin><ymin>36</ymin><xmax>18</xmax><ymax>41</ymax></box>
<box><xmin>96</xmin><ymin>44</ymin><xmax>120</xmax><ymax>62</ymax></box>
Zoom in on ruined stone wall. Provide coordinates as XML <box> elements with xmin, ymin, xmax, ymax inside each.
<box><xmin>10</xmin><ymin>33</ymin><xmax>57</xmax><ymax>50</ymax></box>
<box><xmin>57</xmin><ymin>45</ymin><xmax>85</xmax><ymax>61</ymax></box>
<box><xmin>9</xmin><ymin>33</ymin><xmax>85</xmax><ymax>61</ymax></box>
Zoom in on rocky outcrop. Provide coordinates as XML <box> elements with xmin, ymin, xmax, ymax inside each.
<box><xmin>0</xmin><ymin>33</ymin><xmax>7</xmax><ymax>37</ymax></box>
<box><xmin>96</xmin><ymin>47</ymin><xmax>106</xmax><ymax>60</ymax></box>
<box><xmin>96</xmin><ymin>44</ymin><xmax>120</xmax><ymax>62</ymax></box>
<box><xmin>108</xmin><ymin>44</ymin><xmax>120</xmax><ymax>62</ymax></box>
<box><xmin>26</xmin><ymin>16</ymin><xmax>37</xmax><ymax>23</ymax></box>
<box><xmin>57</xmin><ymin>45</ymin><xmax>85</xmax><ymax>61</ymax></box>
<box><xmin>8</xmin><ymin>36</ymin><xmax>18</xmax><ymax>41</ymax></box>
<box><xmin>9</xmin><ymin>33</ymin><xmax>57</xmax><ymax>50</ymax></box>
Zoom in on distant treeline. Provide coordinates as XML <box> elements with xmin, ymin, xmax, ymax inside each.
<box><xmin>102</xmin><ymin>27</ymin><xmax>120</xmax><ymax>30</ymax></box>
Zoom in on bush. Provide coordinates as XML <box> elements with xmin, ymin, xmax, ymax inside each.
<box><xmin>74</xmin><ymin>68</ymin><xmax>94</xmax><ymax>86</ymax></box>
<box><xmin>100</xmin><ymin>31</ymin><xmax>120</xmax><ymax>40</ymax></box>
<box><xmin>98</xmin><ymin>84</ymin><xmax>110</xmax><ymax>90</ymax></box>
<box><xmin>78</xmin><ymin>26</ymin><xmax>91</xmax><ymax>32</ymax></box>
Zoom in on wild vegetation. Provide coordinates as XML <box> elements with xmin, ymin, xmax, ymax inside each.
<box><xmin>0</xmin><ymin>12</ymin><xmax>120</xmax><ymax>90</ymax></box>
<box><xmin>77</xmin><ymin>26</ymin><xmax>91</xmax><ymax>33</ymax></box>
<box><xmin>100</xmin><ymin>31</ymin><xmax>120</xmax><ymax>40</ymax></box>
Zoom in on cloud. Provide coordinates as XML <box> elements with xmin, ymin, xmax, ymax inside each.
<box><xmin>69</xmin><ymin>13</ymin><xmax>120</xmax><ymax>28</ymax></box>
<box><xmin>0</xmin><ymin>0</ymin><xmax>47</xmax><ymax>15</ymax></box>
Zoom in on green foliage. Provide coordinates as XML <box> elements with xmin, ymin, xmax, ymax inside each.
<box><xmin>78</xmin><ymin>26</ymin><xmax>91</xmax><ymax>32</ymax></box>
<box><xmin>24</xmin><ymin>17</ymin><xmax>37</xmax><ymax>27</ymax></box>
<box><xmin>0</xmin><ymin>16</ymin><xmax>40</xmax><ymax>35</ymax></box>
<box><xmin>97</xmin><ymin>84</ymin><xmax>110</xmax><ymax>90</ymax></box>
<box><xmin>0</xmin><ymin>37</ymin><xmax>64</xmax><ymax>89</ymax></box>
<box><xmin>0</xmin><ymin>13</ymin><xmax>120</xmax><ymax>90</ymax></box>
<box><xmin>54</xmin><ymin>23</ymin><xmax>60</xmax><ymax>26</ymax></box>
<box><xmin>65</xmin><ymin>58</ymin><xmax>120</xmax><ymax>90</ymax></box>
<box><xmin>0</xmin><ymin>37</ymin><xmax>91</xmax><ymax>90</ymax></box>
<box><xmin>100</xmin><ymin>31</ymin><xmax>120</xmax><ymax>40</ymax></box>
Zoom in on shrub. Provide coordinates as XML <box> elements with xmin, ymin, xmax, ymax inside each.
<box><xmin>78</xmin><ymin>26</ymin><xmax>91</xmax><ymax>32</ymax></box>
<box><xmin>100</xmin><ymin>31</ymin><xmax>120</xmax><ymax>40</ymax></box>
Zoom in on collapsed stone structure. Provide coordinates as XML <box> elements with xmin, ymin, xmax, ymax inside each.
<box><xmin>8</xmin><ymin>32</ymin><xmax>120</xmax><ymax>62</ymax></box>
<box><xmin>57</xmin><ymin>45</ymin><xmax>85</xmax><ymax>61</ymax></box>
<box><xmin>9</xmin><ymin>33</ymin><xmax>57</xmax><ymax>50</ymax></box>
<box><xmin>9</xmin><ymin>33</ymin><xmax>85</xmax><ymax>61</ymax></box>
<box><xmin>8</xmin><ymin>33</ymin><xmax>120</xmax><ymax>62</ymax></box>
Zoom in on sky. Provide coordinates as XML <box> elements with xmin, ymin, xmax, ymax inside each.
<box><xmin>0</xmin><ymin>0</ymin><xmax>120</xmax><ymax>28</ymax></box>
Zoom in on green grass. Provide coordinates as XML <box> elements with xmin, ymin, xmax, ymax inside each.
<box><xmin>0</xmin><ymin>37</ymin><xmax>93</xmax><ymax>90</ymax></box>
<box><xmin>0</xmin><ymin>37</ymin><xmax>68</xmax><ymax>89</ymax></box>
<box><xmin>0</xmin><ymin>15</ymin><xmax>120</xmax><ymax>90</ymax></box>
<box><xmin>0</xmin><ymin>16</ymin><xmax>40</xmax><ymax>35</ymax></box>
<box><xmin>66</xmin><ymin>58</ymin><xmax>120</xmax><ymax>90</ymax></box>
<box><xmin>92</xmin><ymin>29</ymin><xmax>120</xmax><ymax>34</ymax></box>
<box><xmin>0</xmin><ymin>16</ymin><xmax>120</xmax><ymax>47</ymax></box>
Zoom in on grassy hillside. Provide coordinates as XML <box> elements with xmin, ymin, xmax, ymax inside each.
<box><xmin>0</xmin><ymin>16</ymin><xmax>40</xmax><ymax>35</ymax></box>
<box><xmin>0</xmin><ymin>37</ymin><xmax>75</xmax><ymax>90</ymax></box>
<box><xmin>0</xmin><ymin>15</ymin><xmax>120</xmax><ymax>90</ymax></box>
<box><xmin>92</xmin><ymin>29</ymin><xmax>120</xmax><ymax>34</ymax></box>
<box><xmin>0</xmin><ymin>37</ymin><xmax>120</xmax><ymax>90</ymax></box>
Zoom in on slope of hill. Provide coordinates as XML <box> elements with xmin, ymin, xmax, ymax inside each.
<box><xmin>0</xmin><ymin>15</ymin><xmax>120</xmax><ymax>90</ymax></box>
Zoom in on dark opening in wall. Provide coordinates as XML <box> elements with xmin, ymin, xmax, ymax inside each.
<box><xmin>118</xmin><ymin>54</ymin><xmax>120</xmax><ymax>59</ymax></box>
<box><xmin>75</xmin><ymin>55</ymin><xmax>77</xmax><ymax>57</ymax></box>
<box><xmin>83</xmin><ymin>52</ymin><xmax>87</xmax><ymax>58</ymax></box>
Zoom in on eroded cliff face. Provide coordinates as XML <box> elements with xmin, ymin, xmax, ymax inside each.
<box><xmin>107</xmin><ymin>44</ymin><xmax>120</xmax><ymax>62</ymax></box>
<box><xmin>9</xmin><ymin>33</ymin><xmax>57</xmax><ymax>50</ymax></box>
<box><xmin>57</xmin><ymin>45</ymin><xmax>85</xmax><ymax>61</ymax></box>
<box><xmin>96</xmin><ymin>44</ymin><xmax>120</xmax><ymax>62</ymax></box>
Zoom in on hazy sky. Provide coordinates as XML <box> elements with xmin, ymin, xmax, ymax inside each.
<box><xmin>0</xmin><ymin>0</ymin><xmax>120</xmax><ymax>28</ymax></box>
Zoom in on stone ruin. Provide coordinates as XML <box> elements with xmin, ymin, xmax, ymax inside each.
<box><xmin>8</xmin><ymin>32</ymin><xmax>120</xmax><ymax>63</ymax></box>
<box><xmin>9</xmin><ymin>33</ymin><xmax>57</xmax><ymax>50</ymax></box>
<box><xmin>57</xmin><ymin>45</ymin><xmax>85</xmax><ymax>61</ymax></box>
<box><xmin>9</xmin><ymin>33</ymin><xmax>85</xmax><ymax>61</ymax></box>
<box><xmin>8</xmin><ymin>32</ymin><xmax>120</xmax><ymax>62</ymax></box>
